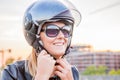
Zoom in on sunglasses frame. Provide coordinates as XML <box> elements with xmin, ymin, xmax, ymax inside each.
<box><xmin>41</xmin><ymin>24</ymin><xmax>73</xmax><ymax>38</ymax></box>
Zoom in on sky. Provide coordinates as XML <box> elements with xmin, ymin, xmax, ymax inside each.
<box><xmin>0</xmin><ymin>0</ymin><xmax>120</xmax><ymax>61</ymax></box>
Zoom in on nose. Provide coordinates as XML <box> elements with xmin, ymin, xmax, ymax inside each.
<box><xmin>56</xmin><ymin>30</ymin><xmax>64</xmax><ymax>38</ymax></box>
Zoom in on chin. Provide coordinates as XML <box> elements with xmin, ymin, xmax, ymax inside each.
<box><xmin>52</xmin><ymin>51</ymin><xmax>65</xmax><ymax>59</ymax></box>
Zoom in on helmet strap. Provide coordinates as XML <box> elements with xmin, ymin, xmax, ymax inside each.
<box><xmin>35</xmin><ymin>35</ymin><xmax>44</xmax><ymax>56</ymax></box>
<box><xmin>63</xmin><ymin>37</ymin><xmax>71</xmax><ymax>57</ymax></box>
<box><xmin>35</xmin><ymin>35</ymin><xmax>57</xmax><ymax>59</ymax></box>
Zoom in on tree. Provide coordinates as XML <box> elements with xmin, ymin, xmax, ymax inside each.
<box><xmin>96</xmin><ymin>66</ymin><xmax>107</xmax><ymax>75</ymax></box>
<box><xmin>82</xmin><ymin>65</ymin><xmax>96</xmax><ymax>75</ymax></box>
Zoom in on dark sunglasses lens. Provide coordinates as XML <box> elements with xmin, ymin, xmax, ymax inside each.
<box><xmin>62</xmin><ymin>26</ymin><xmax>71</xmax><ymax>37</ymax></box>
<box><xmin>46</xmin><ymin>25</ymin><xmax>59</xmax><ymax>37</ymax></box>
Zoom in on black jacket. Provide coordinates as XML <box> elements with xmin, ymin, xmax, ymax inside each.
<box><xmin>1</xmin><ymin>60</ymin><xmax>79</xmax><ymax>80</ymax></box>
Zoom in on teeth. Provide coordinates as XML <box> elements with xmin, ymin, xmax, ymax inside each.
<box><xmin>54</xmin><ymin>43</ymin><xmax>63</xmax><ymax>46</ymax></box>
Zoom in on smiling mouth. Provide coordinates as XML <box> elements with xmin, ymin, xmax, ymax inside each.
<box><xmin>54</xmin><ymin>42</ymin><xmax>64</xmax><ymax>46</ymax></box>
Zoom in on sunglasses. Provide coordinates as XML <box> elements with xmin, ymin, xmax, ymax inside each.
<box><xmin>41</xmin><ymin>24</ymin><xmax>72</xmax><ymax>38</ymax></box>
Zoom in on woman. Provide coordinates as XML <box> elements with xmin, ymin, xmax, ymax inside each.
<box><xmin>1</xmin><ymin>0</ymin><xmax>81</xmax><ymax>80</ymax></box>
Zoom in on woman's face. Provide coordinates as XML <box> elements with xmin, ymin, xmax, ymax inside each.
<box><xmin>40</xmin><ymin>21</ymin><xmax>70</xmax><ymax>59</ymax></box>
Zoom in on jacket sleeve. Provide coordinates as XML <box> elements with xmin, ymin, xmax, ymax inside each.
<box><xmin>72</xmin><ymin>66</ymin><xmax>79</xmax><ymax>80</ymax></box>
<box><xmin>1</xmin><ymin>60</ymin><xmax>32</xmax><ymax>80</ymax></box>
<box><xmin>1</xmin><ymin>65</ymin><xmax>17</xmax><ymax>80</ymax></box>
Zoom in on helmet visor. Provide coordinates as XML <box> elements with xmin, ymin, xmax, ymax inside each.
<box><xmin>28</xmin><ymin>0</ymin><xmax>81</xmax><ymax>27</ymax></box>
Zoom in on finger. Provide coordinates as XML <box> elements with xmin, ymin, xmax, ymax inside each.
<box><xmin>41</xmin><ymin>50</ymin><xmax>54</xmax><ymax>58</ymax></box>
<box><xmin>54</xmin><ymin>71</ymin><xmax>65</xmax><ymax>79</ymax></box>
<box><xmin>47</xmin><ymin>56</ymin><xmax>54</xmax><ymax>61</ymax></box>
<box><xmin>50</xmin><ymin>56</ymin><xmax>54</xmax><ymax>60</ymax></box>
<box><xmin>39</xmin><ymin>50</ymin><xmax>47</xmax><ymax>55</ymax></box>
<box><xmin>56</xmin><ymin>65</ymin><xmax>64</xmax><ymax>73</ymax></box>
<box><xmin>37</xmin><ymin>50</ymin><xmax>51</xmax><ymax>60</ymax></box>
<box><xmin>62</xmin><ymin>58</ymin><xmax>71</xmax><ymax>66</ymax></box>
<box><xmin>56</xmin><ymin>59</ymin><xmax>67</xmax><ymax>69</ymax></box>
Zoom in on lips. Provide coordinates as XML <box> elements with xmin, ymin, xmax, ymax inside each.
<box><xmin>53</xmin><ymin>42</ymin><xmax>64</xmax><ymax>46</ymax></box>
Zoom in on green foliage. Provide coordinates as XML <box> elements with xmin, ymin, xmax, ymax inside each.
<box><xmin>82</xmin><ymin>66</ymin><xmax>96</xmax><ymax>75</ymax></box>
<box><xmin>82</xmin><ymin>65</ymin><xmax>107</xmax><ymax>75</ymax></box>
<box><xmin>109</xmin><ymin>69</ymin><xmax>120</xmax><ymax>75</ymax></box>
<box><xmin>96</xmin><ymin>66</ymin><xmax>107</xmax><ymax>75</ymax></box>
<box><xmin>83</xmin><ymin>65</ymin><xmax>120</xmax><ymax>75</ymax></box>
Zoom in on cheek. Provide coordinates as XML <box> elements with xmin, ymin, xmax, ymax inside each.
<box><xmin>64</xmin><ymin>38</ymin><xmax>69</xmax><ymax>46</ymax></box>
<box><xmin>43</xmin><ymin>39</ymin><xmax>53</xmax><ymax>47</ymax></box>
<box><xmin>40</xmin><ymin>33</ymin><xmax>54</xmax><ymax>47</ymax></box>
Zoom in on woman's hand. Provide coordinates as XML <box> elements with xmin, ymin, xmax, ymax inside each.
<box><xmin>54</xmin><ymin>58</ymin><xmax>74</xmax><ymax>80</ymax></box>
<box><xmin>35</xmin><ymin>50</ymin><xmax>56</xmax><ymax>80</ymax></box>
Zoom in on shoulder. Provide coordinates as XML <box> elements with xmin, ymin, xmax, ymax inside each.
<box><xmin>1</xmin><ymin>60</ymin><xmax>27</xmax><ymax>80</ymax></box>
<box><xmin>71</xmin><ymin>66</ymin><xmax>79</xmax><ymax>73</ymax></box>
<box><xmin>5</xmin><ymin>60</ymin><xmax>26</xmax><ymax>72</ymax></box>
<box><xmin>71</xmin><ymin>66</ymin><xmax>79</xmax><ymax>80</ymax></box>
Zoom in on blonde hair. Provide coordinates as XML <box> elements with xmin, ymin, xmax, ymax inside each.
<box><xmin>27</xmin><ymin>48</ymin><xmax>37</xmax><ymax>77</ymax></box>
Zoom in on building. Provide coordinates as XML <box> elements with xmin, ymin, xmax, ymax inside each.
<box><xmin>66</xmin><ymin>45</ymin><xmax>120</xmax><ymax>72</ymax></box>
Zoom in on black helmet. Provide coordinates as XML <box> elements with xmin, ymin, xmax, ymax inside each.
<box><xmin>23</xmin><ymin>0</ymin><xmax>81</xmax><ymax>55</ymax></box>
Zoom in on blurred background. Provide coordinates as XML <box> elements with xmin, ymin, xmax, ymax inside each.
<box><xmin>0</xmin><ymin>0</ymin><xmax>120</xmax><ymax>79</ymax></box>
